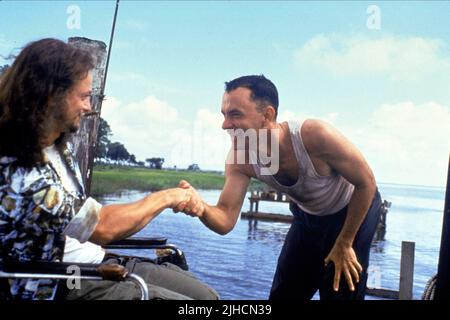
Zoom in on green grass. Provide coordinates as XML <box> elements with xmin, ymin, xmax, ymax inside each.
<box><xmin>91</xmin><ymin>165</ymin><xmax>264</xmax><ymax>196</ymax></box>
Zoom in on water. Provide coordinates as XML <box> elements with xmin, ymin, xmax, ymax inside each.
<box><xmin>98</xmin><ymin>183</ymin><xmax>446</xmax><ymax>300</ymax></box>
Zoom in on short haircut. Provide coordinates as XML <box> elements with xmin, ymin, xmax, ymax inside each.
<box><xmin>225</xmin><ymin>75</ymin><xmax>279</xmax><ymax>117</ymax></box>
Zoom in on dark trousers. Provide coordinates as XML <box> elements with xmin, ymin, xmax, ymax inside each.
<box><xmin>269</xmin><ymin>190</ymin><xmax>382</xmax><ymax>300</ymax></box>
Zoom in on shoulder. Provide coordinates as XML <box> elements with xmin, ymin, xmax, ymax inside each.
<box><xmin>301</xmin><ymin>119</ymin><xmax>334</xmax><ymax>138</ymax></box>
<box><xmin>300</xmin><ymin>119</ymin><xmax>342</xmax><ymax>155</ymax></box>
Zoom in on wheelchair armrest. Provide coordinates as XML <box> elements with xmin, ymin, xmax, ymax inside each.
<box><xmin>102</xmin><ymin>237</ymin><xmax>189</xmax><ymax>272</ymax></box>
<box><xmin>1</xmin><ymin>260</ymin><xmax>126</xmax><ymax>280</ymax></box>
<box><xmin>104</xmin><ymin>236</ymin><xmax>168</xmax><ymax>249</ymax></box>
<box><xmin>0</xmin><ymin>260</ymin><xmax>149</xmax><ymax>299</ymax></box>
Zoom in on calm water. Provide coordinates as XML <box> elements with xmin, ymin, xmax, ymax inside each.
<box><xmin>99</xmin><ymin>183</ymin><xmax>446</xmax><ymax>300</ymax></box>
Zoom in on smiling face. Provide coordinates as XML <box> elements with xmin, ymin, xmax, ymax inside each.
<box><xmin>221</xmin><ymin>87</ymin><xmax>266</xmax><ymax>132</ymax></box>
<box><xmin>62</xmin><ymin>72</ymin><xmax>93</xmax><ymax>133</ymax></box>
<box><xmin>221</xmin><ymin>87</ymin><xmax>271</xmax><ymax>153</ymax></box>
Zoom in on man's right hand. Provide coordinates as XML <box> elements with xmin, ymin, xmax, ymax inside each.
<box><xmin>164</xmin><ymin>187</ymin><xmax>190</xmax><ymax>208</ymax></box>
<box><xmin>172</xmin><ymin>180</ymin><xmax>205</xmax><ymax>218</ymax></box>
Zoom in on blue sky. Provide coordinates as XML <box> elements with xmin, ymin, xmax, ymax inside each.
<box><xmin>1</xmin><ymin>1</ymin><xmax>450</xmax><ymax>187</ymax></box>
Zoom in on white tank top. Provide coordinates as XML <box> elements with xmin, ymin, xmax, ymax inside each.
<box><xmin>252</xmin><ymin>120</ymin><xmax>354</xmax><ymax>216</ymax></box>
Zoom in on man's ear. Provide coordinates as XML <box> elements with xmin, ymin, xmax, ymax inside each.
<box><xmin>263</xmin><ymin>106</ymin><xmax>277</xmax><ymax>124</ymax></box>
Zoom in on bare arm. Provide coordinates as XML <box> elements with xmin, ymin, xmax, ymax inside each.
<box><xmin>175</xmin><ymin>164</ymin><xmax>251</xmax><ymax>235</ymax></box>
<box><xmin>202</xmin><ymin>165</ymin><xmax>251</xmax><ymax>234</ymax></box>
<box><xmin>89</xmin><ymin>188</ymin><xmax>190</xmax><ymax>245</ymax></box>
<box><xmin>303</xmin><ymin>119</ymin><xmax>376</xmax><ymax>291</ymax></box>
<box><xmin>306</xmin><ymin>120</ymin><xmax>376</xmax><ymax>245</ymax></box>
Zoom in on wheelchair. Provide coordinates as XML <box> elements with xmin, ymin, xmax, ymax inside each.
<box><xmin>0</xmin><ymin>236</ymin><xmax>188</xmax><ymax>300</ymax></box>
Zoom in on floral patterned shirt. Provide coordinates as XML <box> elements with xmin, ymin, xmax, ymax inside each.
<box><xmin>0</xmin><ymin>143</ymin><xmax>86</xmax><ymax>299</ymax></box>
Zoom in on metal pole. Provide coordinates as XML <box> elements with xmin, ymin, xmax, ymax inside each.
<box><xmin>101</xmin><ymin>0</ymin><xmax>120</xmax><ymax>100</ymax></box>
<box><xmin>435</xmin><ymin>154</ymin><xmax>450</xmax><ymax>299</ymax></box>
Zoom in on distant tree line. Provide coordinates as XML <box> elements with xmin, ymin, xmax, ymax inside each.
<box><xmin>0</xmin><ymin>64</ymin><xmax>10</xmax><ymax>81</ymax></box>
<box><xmin>145</xmin><ymin>157</ymin><xmax>164</xmax><ymax>169</ymax></box>
<box><xmin>0</xmin><ymin>64</ymin><xmax>8</xmax><ymax>76</ymax></box>
<box><xmin>95</xmin><ymin>117</ymin><xmax>165</xmax><ymax>169</ymax></box>
<box><xmin>95</xmin><ymin>117</ymin><xmax>140</xmax><ymax>165</ymax></box>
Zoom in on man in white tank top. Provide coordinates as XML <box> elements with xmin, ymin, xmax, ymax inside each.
<box><xmin>175</xmin><ymin>75</ymin><xmax>382</xmax><ymax>300</ymax></box>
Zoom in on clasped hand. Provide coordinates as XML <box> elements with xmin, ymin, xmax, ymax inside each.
<box><xmin>172</xmin><ymin>180</ymin><xmax>205</xmax><ymax>218</ymax></box>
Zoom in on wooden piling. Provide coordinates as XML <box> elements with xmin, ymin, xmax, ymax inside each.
<box><xmin>399</xmin><ymin>241</ymin><xmax>415</xmax><ymax>300</ymax></box>
<box><xmin>68</xmin><ymin>37</ymin><xmax>107</xmax><ymax>195</ymax></box>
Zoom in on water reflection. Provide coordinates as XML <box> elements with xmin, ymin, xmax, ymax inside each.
<box><xmin>371</xmin><ymin>240</ymin><xmax>386</xmax><ymax>254</ymax></box>
<box><xmin>245</xmin><ymin>218</ymin><xmax>290</xmax><ymax>243</ymax></box>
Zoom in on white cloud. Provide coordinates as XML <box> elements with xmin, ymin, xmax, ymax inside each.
<box><xmin>294</xmin><ymin>34</ymin><xmax>450</xmax><ymax>81</ymax></box>
<box><xmin>170</xmin><ymin>109</ymin><xmax>230</xmax><ymax>170</ymax></box>
<box><xmin>101</xmin><ymin>96</ymin><xmax>230</xmax><ymax>170</ymax></box>
<box><xmin>108</xmin><ymin>71</ymin><xmax>193</xmax><ymax>96</ymax></box>
<box><xmin>337</xmin><ymin>101</ymin><xmax>450</xmax><ymax>187</ymax></box>
<box><xmin>279</xmin><ymin>103</ymin><xmax>449</xmax><ymax>187</ymax></box>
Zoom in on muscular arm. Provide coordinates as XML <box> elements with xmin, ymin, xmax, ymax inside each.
<box><xmin>305</xmin><ymin>120</ymin><xmax>376</xmax><ymax>245</ymax></box>
<box><xmin>89</xmin><ymin>188</ymin><xmax>189</xmax><ymax>245</ymax></box>
<box><xmin>200</xmin><ymin>165</ymin><xmax>250</xmax><ymax>235</ymax></box>
<box><xmin>176</xmin><ymin>164</ymin><xmax>251</xmax><ymax>235</ymax></box>
<box><xmin>303</xmin><ymin>119</ymin><xmax>377</xmax><ymax>290</ymax></box>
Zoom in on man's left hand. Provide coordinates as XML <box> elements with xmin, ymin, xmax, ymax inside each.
<box><xmin>324</xmin><ymin>241</ymin><xmax>363</xmax><ymax>292</ymax></box>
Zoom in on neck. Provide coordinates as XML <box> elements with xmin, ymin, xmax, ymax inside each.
<box><xmin>256</xmin><ymin>122</ymin><xmax>283</xmax><ymax>157</ymax></box>
<box><xmin>276</xmin><ymin>122</ymin><xmax>292</xmax><ymax>160</ymax></box>
<box><xmin>42</xmin><ymin>130</ymin><xmax>61</xmax><ymax>147</ymax></box>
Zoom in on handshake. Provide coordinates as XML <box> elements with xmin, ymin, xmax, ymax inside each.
<box><xmin>170</xmin><ymin>180</ymin><xmax>205</xmax><ymax>218</ymax></box>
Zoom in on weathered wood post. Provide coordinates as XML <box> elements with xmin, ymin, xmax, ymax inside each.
<box><xmin>399</xmin><ymin>241</ymin><xmax>415</xmax><ymax>300</ymax></box>
<box><xmin>68</xmin><ymin>37</ymin><xmax>107</xmax><ymax>195</ymax></box>
<box><xmin>435</xmin><ymin>154</ymin><xmax>450</xmax><ymax>299</ymax></box>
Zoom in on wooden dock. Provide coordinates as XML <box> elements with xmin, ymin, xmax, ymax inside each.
<box><xmin>241</xmin><ymin>191</ymin><xmax>292</xmax><ymax>221</ymax></box>
<box><xmin>241</xmin><ymin>191</ymin><xmax>390</xmax><ymax>241</ymax></box>
<box><xmin>241</xmin><ymin>211</ymin><xmax>293</xmax><ymax>223</ymax></box>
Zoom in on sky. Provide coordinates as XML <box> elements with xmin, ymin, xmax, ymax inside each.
<box><xmin>1</xmin><ymin>0</ymin><xmax>449</xmax><ymax>187</ymax></box>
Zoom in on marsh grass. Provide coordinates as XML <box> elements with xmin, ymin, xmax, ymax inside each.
<box><xmin>91</xmin><ymin>165</ymin><xmax>264</xmax><ymax>196</ymax></box>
